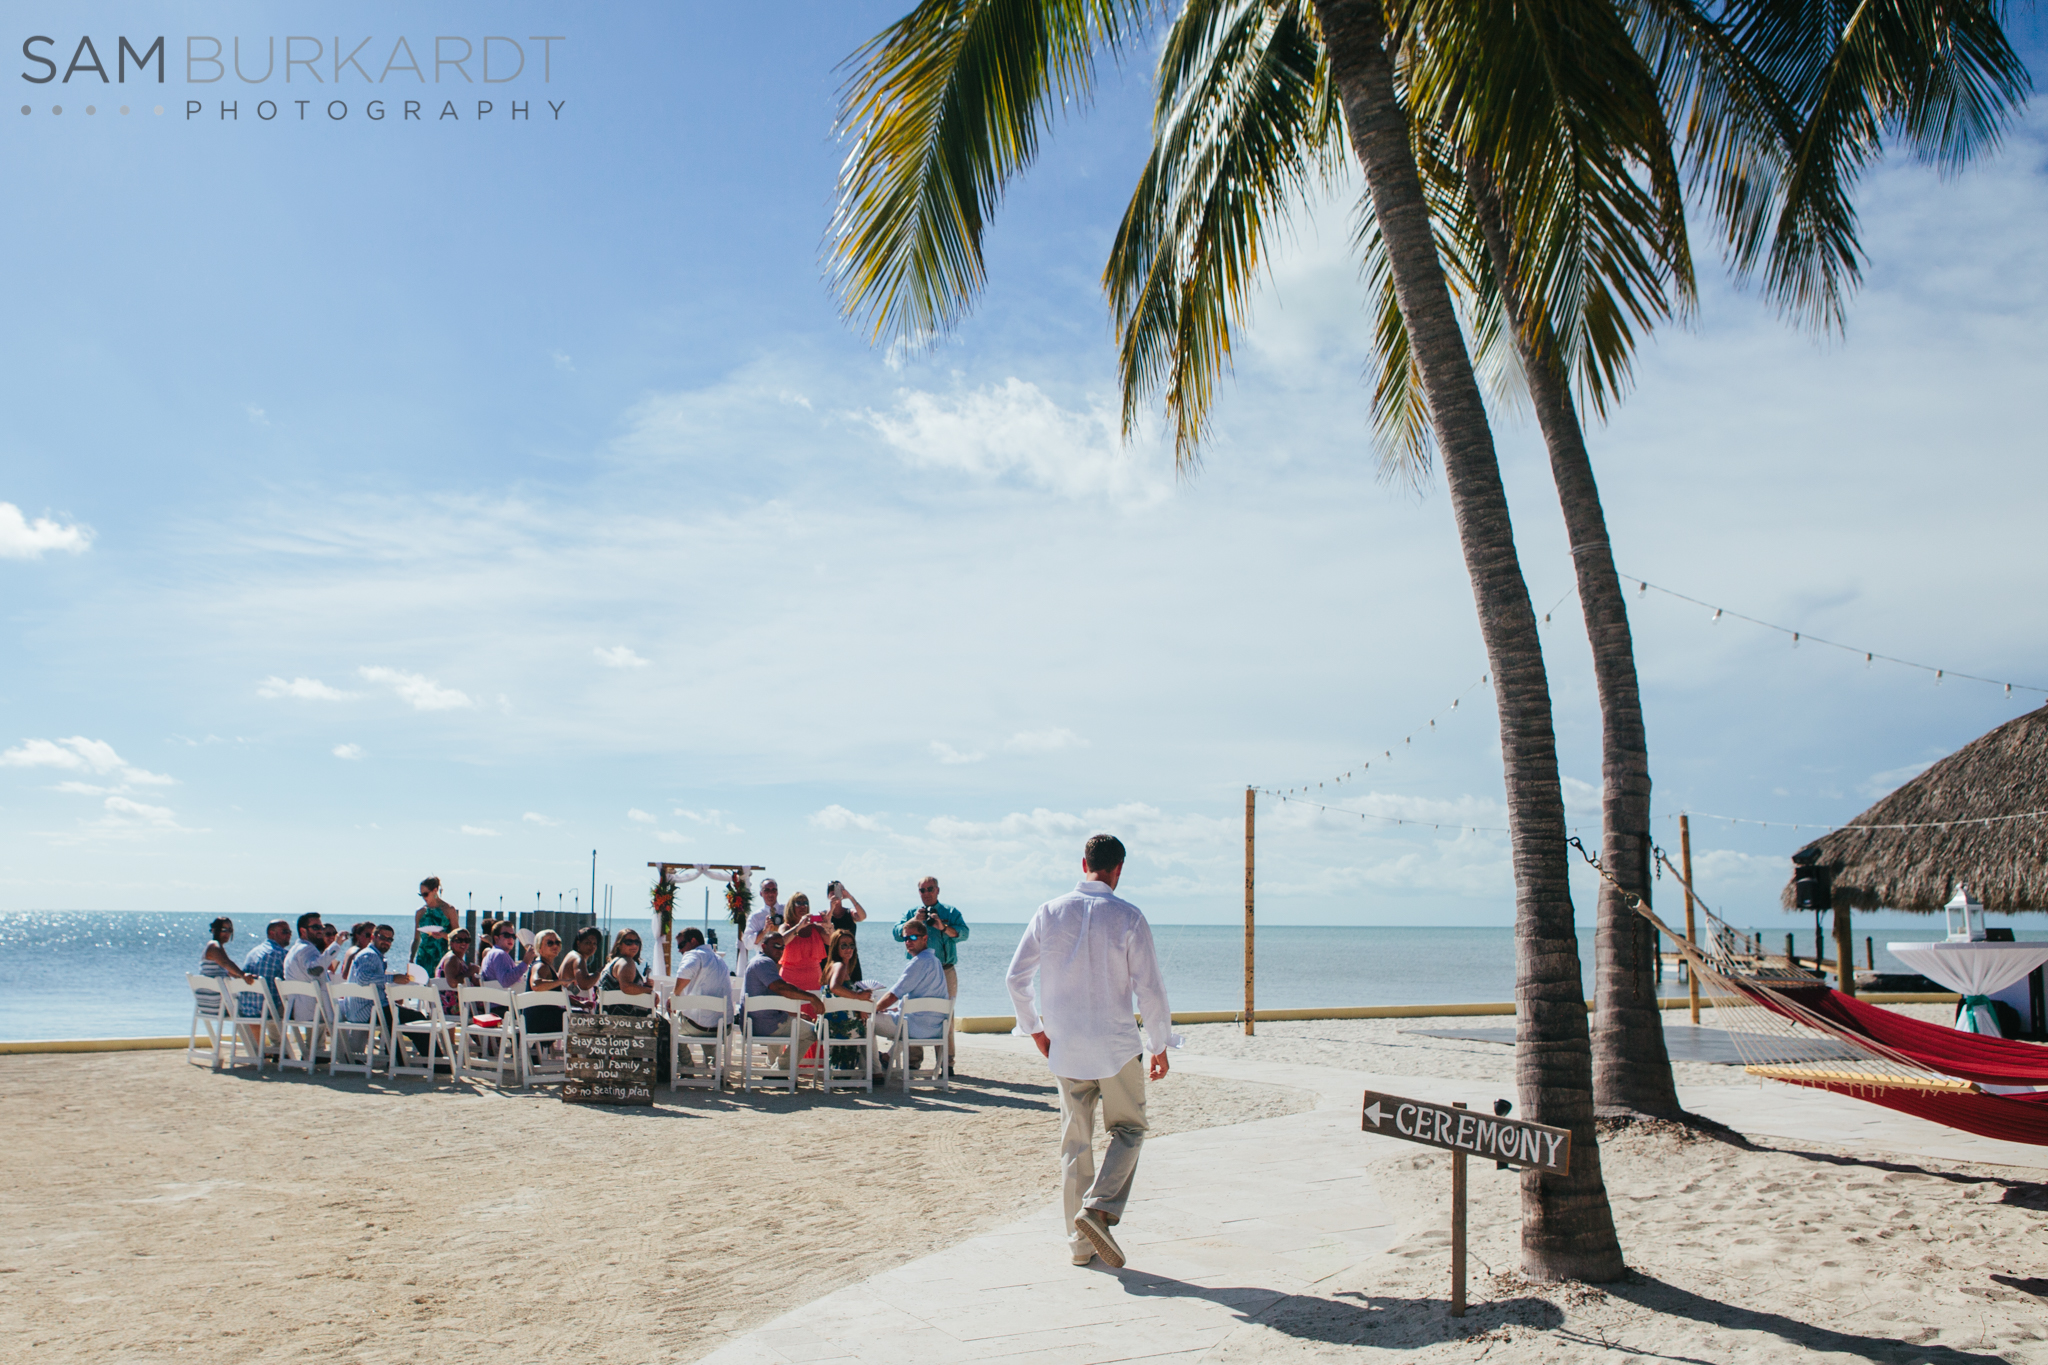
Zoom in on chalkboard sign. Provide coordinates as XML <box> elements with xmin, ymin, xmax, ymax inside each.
<box><xmin>563</xmin><ymin>1013</ymin><xmax>659</xmax><ymax>1105</ymax></box>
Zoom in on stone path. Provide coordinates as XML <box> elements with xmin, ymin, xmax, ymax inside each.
<box><xmin>695</xmin><ymin>1037</ymin><xmax>2045</xmax><ymax>1364</ymax></box>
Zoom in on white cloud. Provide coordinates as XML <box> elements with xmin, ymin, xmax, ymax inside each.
<box><xmin>551</xmin><ymin>350</ymin><xmax>575</xmax><ymax>372</ymax></box>
<box><xmin>332</xmin><ymin>743</ymin><xmax>363</xmax><ymax>760</ymax></box>
<box><xmin>863</xmin><ymin>378</ymin><xmax>1171</xmax><ymax>504</ymax></box>
<box><xmin>522</xmin><ymin>811</ymin><xmax>560</xmax><ymax>826</ymax></box>
<box><xmin>0</xmin><ymin>736</ymin><xmax>174</xmax><ymax>790</ymax></box>
<box><xmin>259</xmin><ymin>675</ymin><xmax>358</xmax><ymax>701</ymax></box>
<box><xmin>654</xmin><ymin>829</ymin><xmax>689</xmax><ymax>844</ymax></box>
<box><xmin>461</xmin><ymin>824</ymin><xmax>500</xmax><ymax>837</ymax></box>
<box><xmin>627</xmin><ymin>808</ymin><xmax>657</xmax><ymax>823</ymax></box>
<box><xmin>0</xmin><ymin>502</ymin><xmax>92</xmax><ymax>559</ymax></box>
<box><xmin>1860</xmin><ymin>758</ymin><xmax>1939</xmax><ymax>799</ymax></box>
<box><xmin>672</xmin><ymin>807</ymin><xmax>743</xmax><ymax>834</ymax></box>
<box><xmin>1005</xmin><ymin>727</ymin><xmax>1088</xmax><ymax>754</ymax></box>
<box><xmin>358</xmin><ymin>666</ymin><xmax>473</xmax><ymax>711</ymax></box>
<box><xmin>930</xmin><ymin>741</ymin><xmax>985</xmax><ymax>765</ymax></box>
<box><xmin>245</xmin><ymin>404</ymin><xmax>269</xmax><ymax>426</ymax></box>
<box><xmin>811</xmin><ymin>804</ymin><xmax>891</xmax><ymax>834</ymax></box>
<box><xmin>594</xmin><ymin>645</ymin><xmax>650</xmax><ymax>669</ymax></box>
<box><xmin>72</xmin><ymin>795</ymin><xmax>203</xmax><ymax>839</ymax></box>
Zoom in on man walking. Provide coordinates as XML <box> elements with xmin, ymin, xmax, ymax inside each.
<box><xmin>895</xmin><ymin>876</ymin><xmax>968</xmax><ymax>1074</ymax></box>
<box><xmin>1006</xmin><ymin>835</ymin><xmax>1173</xmax><ymax>1270</ymax></box>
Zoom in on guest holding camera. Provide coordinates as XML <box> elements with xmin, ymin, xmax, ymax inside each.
<box><xmin>894</xmin><ymin>877</ymin><xmax>968</xmax><ymax>1074</ymax></box>
<box><xmin>826</xmin><ymin>881</ymin><xmax>867</xmax><ymax>934</ymax></box>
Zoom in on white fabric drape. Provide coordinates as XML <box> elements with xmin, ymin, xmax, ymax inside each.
<box><xmin>653</xmin><ymin>867</ymin><xmax>748</xmax><ymax>974</ymax></box>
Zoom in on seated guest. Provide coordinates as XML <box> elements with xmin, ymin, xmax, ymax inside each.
<box><xmin>869</xmin><ymin>918</ymin><xmax>949</xmax><ymax>1075</ymax></box>
<box><xmin>743</xmin><ymin>931</ymin><xmax>823</xmax><ymax>1059</ymax></box>
<box><xmin>672</xmin><ymin>927</ymin><xmax>731</xmax><ymax>1069</ymax></box>
<box><xmin>195</xmin><ymin>917</ymin><xmax>255</xmax><ymax>1012</ymax></box>
<box><xmin>434</xmin><ymin>929</ymin><xmax>480</xmax><ymax>1016</ymax></box>
<box><xmin>478</xmin><ymin>921</ymin><xmax>526</xmax><ymax>994</ymax></box>
<box><xmin>558</xmin><ymin>927</ymin><xmax>604</xmax><ymax>1010</ymax></box>
<box><xmin>597</xmin><ymin>929</ymin><xmax>667</xmax><ymax>1083</ymax></box>
<box><xmin>316</xmin><ymin>923</ymin><xmax>346</xmax><ymax>980</ymax></box>
<box><xmin>281</xmin><ymin>912</ymin><xmax>327</xmax><ymax>1022</ymax></box>
<box><xmin>823</xmin><ymin>929</ymin><xmax>874</xmax><ymax>1069</ymax></box>
<box><xmin>339</xmin><ymin>921</ymin><xmax>375</xmax><ymax>980</ymax></box>
<box><xmin>240</xmin><ymin>919</ymin><xmax>293</xmax><ymax>1019</ymax></box>
<box><xmin>521</xmin><ymin>930</ymin><xmax>567</xmax><ymax>1039</ymax></box>
<box><xmin>341</xmin><ymin>924</ymin><xmax>403</xmax><ymax>1029</ymax></box>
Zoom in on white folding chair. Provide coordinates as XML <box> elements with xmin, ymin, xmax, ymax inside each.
<box><xmin>186</xmin><ymin>973</ymin><xmax>231</xmax><ymax>1068</ymax></box>
<box><xmin>276</xmin><ymin>981</ymin><xmax>327</xmax><ymax>1073</ymax></box>
<box><xmin>738</xmin><ymin>997</ymin><xmax>809</xmax><ymax>1093</ymax></box>
<box><xmin>514</xmin><ymin>990</ymin><xmax>571</xmax><ymax>1085</ymax></box>
<box><xmin>209</xmin><ymin>977</ymin><xmax>278</xmax><ymax>1073</ymax></box>
<box><xmin>328</xmin><ymin>983</ymin><xmax>385</xmax><ymax>1078</ymax></box>
<box><xmin>387</xmin><ymin>985</ymin><xmax>454</xmax><ymax>1081</ymax></box>
<box><xmin>668</xmin><ymin>996</ymin><xmax>729</xmax><ymax>1091</ymax></box>
<box><xmin>819</xmin><ymin>998</ymin><xmax>875</xmax><ymax>1093</ymax></box>
<box><xmin>890</xmin><ymin>998</ymin><xmax>953</xmax><ymax>1091</ymax></box>
<box><xmin>455</xmin><ymin>985</ymin><xmax>519</xmax><ymax>1086</ymax></box>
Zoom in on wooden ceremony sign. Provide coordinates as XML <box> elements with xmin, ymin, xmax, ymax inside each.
<box><xmin>1361</xmin><ymin>1089</ymin><xmax>1571</xmax><ymax>1317</ymax></box>
<box><xmin>563</xmin><ymin>1013</ymin><xmax>659</xmax><ymax>1105</ymax></box>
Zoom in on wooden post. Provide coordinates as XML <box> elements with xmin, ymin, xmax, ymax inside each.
<box><xmin>1834</xmin><ymin>903</ymin><xmax>1856</xmax><ymax>997</ymax></box>
<box><xmin>1243</xmin><ymin>787</ymin><xmax>1256</xmax><ymax>1037</ymax></box>
<box><xmin>1449</xmin><ymin>1100</ymin><xmax>1467</xmax><ymax>1317</ymax></box>
<box><xmin>1680</xmin><ymin>814</ymin><xmax>1699</xmax><ymax>1024</ymax></box>
<box><xmin>1866</xmin><ymin>936</ymin><xmax>1874</xmax><ymax>971</ymax></box>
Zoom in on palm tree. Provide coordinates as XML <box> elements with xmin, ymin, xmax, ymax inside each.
<box><xmin>1109</xmin><ymin>0</ymin><xmax>2027</xmax><ymax>1121</ymax></box>
<box><xmin>833</xmin><ymin>0</ymin><xmax>1626</xmax><ymax>1280</ymax></box>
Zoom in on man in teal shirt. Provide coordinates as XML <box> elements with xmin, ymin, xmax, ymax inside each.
<box><xmin>894</xmin><ymin>876</ymin><xmax>968</xmax><ymax>1073</ymax></box>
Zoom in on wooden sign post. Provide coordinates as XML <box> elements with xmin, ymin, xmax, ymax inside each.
<box><xmin>563</xmin><ymin>1014</ymin><xmax>659</xmax><ymax>1105</ymax></box>
<box><xmin>1361</xmin><ymin>1089</ymin><xmax>1571</xmax><ymax>1317</ymax></box>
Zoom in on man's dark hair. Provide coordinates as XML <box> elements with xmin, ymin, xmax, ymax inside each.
<box><xmin>1084</xmin><ymin>834</ymin><xmax>1126</xmax><ymax>874</ymax></box>
<box><xmin>295</xmin><ymin>912</ymin><xmax>321</xmax><ymax>932</ymax></box>
<box><xmin>375</xmin><ymin>924</ymin><xmax>395</xmax><ymax>936</ymax></box>
<box><xmin>677</xmin><ymin>927</ymin><xmax>705</xmax><ymax>950</ymax></box>
<box><xmin>420</xmin><ymin>876</ymin><xmax>441</xmax><ymax>892</ymax></box>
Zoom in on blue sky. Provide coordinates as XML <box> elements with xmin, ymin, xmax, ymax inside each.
<box><xmin>3</xmin><ymin>2</ymin><xmax>2045</xmax><ymax>929</ymax></box>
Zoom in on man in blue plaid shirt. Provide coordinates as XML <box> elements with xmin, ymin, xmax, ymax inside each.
<box><xmin>239</xmin><ymin>919</ymin><xmax>292</xmax><ymax>1018</ymax></box>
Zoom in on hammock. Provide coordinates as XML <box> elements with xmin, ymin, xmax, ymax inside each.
<box><xmin>1597</xmin><ymin>845</ymin><xmax>2048</xmax><ymax>1147</ymax></box>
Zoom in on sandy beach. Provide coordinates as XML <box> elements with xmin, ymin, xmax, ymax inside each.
<box><xmin>0</xmin><ymin>1043</ymin><xmax>1308</xmax><ymax>1364</ymax></box>
<box><xmin>6</xmin><ymin>1007</ymin><xmax>2044</xmax><ymax>1364</ymax></box>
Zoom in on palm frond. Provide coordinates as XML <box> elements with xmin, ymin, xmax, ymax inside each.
<box><xmin>831</xmin><ymin>0</ymin><xmax>1155</xmax><ymax>346</ymax></box>
<box><xmin>1105</xmin><ymin>0</ymin><xmax>1346</xmax><ymax>466</ymax></box>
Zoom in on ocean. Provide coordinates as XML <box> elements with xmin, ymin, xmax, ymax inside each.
<box><xmin>5</xmin><ymin>911</ymin><xmax>2039</xmax><ymax>1042</ymax></box>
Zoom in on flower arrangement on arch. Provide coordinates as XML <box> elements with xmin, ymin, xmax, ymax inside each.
<box><xmin>725</xmin><ymin>874</ymin><xmax>753</xmax><ymax>934</ymax></box>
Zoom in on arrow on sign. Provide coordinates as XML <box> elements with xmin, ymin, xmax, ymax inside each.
<box><xmin>1363</xmin><ymin>1100</ymin><xmax>1386</xmax><ymax>1129</ymax></box>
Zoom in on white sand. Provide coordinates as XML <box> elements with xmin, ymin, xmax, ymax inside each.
<box><xmin>0</xmin><ymin>1043</ymin><xmax>1308</xmax><ymax>1363</ymax></box>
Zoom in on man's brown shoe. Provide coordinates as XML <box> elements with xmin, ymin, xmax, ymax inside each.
<box><xmin>1074</xmin><ymin>1210</ymin><xmax>1125</xmax><ymax>1269</ymax></box>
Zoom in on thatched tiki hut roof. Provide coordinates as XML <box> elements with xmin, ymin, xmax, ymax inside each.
<box><xmin>1782</xmin><ymin>705</ymin><xmax>2048</xmax><ymax>913</ymax></box>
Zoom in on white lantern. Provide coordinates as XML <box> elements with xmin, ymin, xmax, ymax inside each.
<box><xmin>1943</xmin><ymin>883</ymin><xmax>1986</xmax><ymax>942</ymax></box>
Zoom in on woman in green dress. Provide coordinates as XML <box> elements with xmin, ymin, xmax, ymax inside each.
<box><xmin>411</xmin><ymin>875</ymin><xmax>455</xmax><ymax>976</ymax></box>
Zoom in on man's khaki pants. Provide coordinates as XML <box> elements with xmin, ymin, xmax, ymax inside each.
<box><xmin>1055</xmin><ymin>1055</ymin><xmax>1148</xmax><ymax>1256</ymax></box>
<box><xmin>943</xmin><ymin>964</ymin><xmax>959</xmax><ymax>1071</ymax></box>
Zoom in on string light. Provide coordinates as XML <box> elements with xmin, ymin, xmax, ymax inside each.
<box><xmin>1625</xmin><ymin>573</ymin><xmax>2046</xmax><ymax>697</ymax></box>
<box><xmin>1258</xmin><ymin>673</ymin><xmax>1490</xmax><ymax>797</ymax></box>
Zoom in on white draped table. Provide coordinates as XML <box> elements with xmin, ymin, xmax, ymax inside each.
<box><xmin>1886</xmin><ymin>940</ymin><xmax>2048</xmax><ymax>1035</ymax></box>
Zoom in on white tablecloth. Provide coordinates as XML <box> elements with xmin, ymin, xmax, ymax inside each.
<box><xmin>1887</xmin><ymin>941</ymin><xmax>2048</xmax><ymax>1035</ymax></box>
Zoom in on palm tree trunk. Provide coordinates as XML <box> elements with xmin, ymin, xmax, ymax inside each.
<box><xmin>1312</xmin><ymin>0</ymin><xmax>1624</xmax><ymax>1282</ymax></box>
<box><xmin>1464</xmin><ymin>161</ymin><xmax>1683</xmax><ymax>1119</ymax></box>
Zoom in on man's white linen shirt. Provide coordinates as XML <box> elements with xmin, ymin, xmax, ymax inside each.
<box><xmin>673</xmin><ymin>945</ymin><xmax>731</xmax><ymax>1029</ymax></box>
<box><xmin>283</xmin><ymin>940</ymin><xmax>324</xmax><ymax>984</ymax></box>
<box><xmin>743</xmin><ymin>903</ymin><xmax>779</xmax><ymax>959</ymax></box>
<box><xmin>1006</xmin><ymin>879</ymin><xmax>1175</xmax><ymax>1080</ymax></box>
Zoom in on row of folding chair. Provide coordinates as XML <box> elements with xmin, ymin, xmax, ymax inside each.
<box><xmin>185</xmin><ymin>974</ymin><xmax>953</xmax><ymax>1095</ymax></box>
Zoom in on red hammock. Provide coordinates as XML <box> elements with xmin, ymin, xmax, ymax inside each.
<box><xmin>1742</xmin><ymin>983</ymin><xmax>2048</xmax><ymax>1146</ymax></box>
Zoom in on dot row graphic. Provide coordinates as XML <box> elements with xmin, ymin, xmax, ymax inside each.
<box><xmin>20</xmin><ymin>105</ymin><xmax>167</xmax><ymax>116</ymax></box>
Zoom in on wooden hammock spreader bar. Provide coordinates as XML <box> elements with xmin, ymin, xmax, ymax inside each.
<box><xmin>1743</xmin><ymin>1065</ymin><xmax>1977</xmax><ymax>1093</ymax></box>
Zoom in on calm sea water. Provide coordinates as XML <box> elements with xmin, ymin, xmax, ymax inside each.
<box><xmin>3</xmin><ymin>911</ymin><xmax>2040</xmax><ymax>1041</ymax></box>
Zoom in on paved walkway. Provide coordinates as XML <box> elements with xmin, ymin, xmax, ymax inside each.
<box><xmin>697</xmin><ymin>1038</ymin><xmax>2045</xmax><ymax>1364</ymax></box>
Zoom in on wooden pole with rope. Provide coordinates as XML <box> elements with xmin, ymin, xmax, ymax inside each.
<box><xmin>1680</xmin><ymin>814</ymin><xmax>1699</xmax><ymax>1025</ymax></box>
<box><xmin>1244</xmin><ymin>786</ymin><xmax>1255</xmax><ymax>1037</ymax></box>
